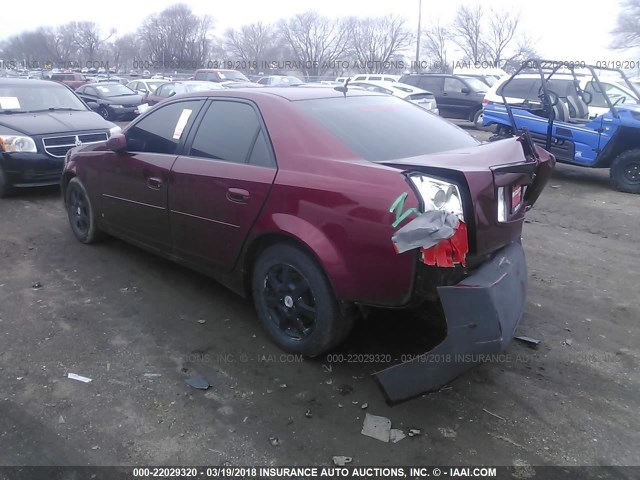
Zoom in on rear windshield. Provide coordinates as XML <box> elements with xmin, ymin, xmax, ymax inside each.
<box><xmin>294</xmin><ymin>95</ymin><xmax>479</xmax><ymax>161</ymax></box>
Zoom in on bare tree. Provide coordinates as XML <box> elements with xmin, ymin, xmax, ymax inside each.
<box><xmin>482</xmin><ymin>11</ymin><xmax>520</xmax><ymax>67</ymax></box>
<box><xmin>612</xmin><ymin>0</ymin><xmax>640</xmax><ymax>49</ymax></box>
<box><xmin>1</xmin><ymin>28</ymin><xmax>56</xmax><ymax>68</ymax></box>
<box><xmin>52</xmin><ymin>23</ymin><xmax>80</xmax><ymax>65</ymax></box>
<box><xmin>347</xmin><ymin>16</ymin><xmax>413</xmax><ymax>73</ymax></box>
<box><xmin>451</xmin><ymin>5</ymin><xmax>485</xmax><ymax>63</ymax></box>
<box><xmin>422</xmin><ymin>23</ymin><xmax>450</xmax><ymax>73</ymax></box>
<box><xmin>107</xmin><ymin>33</ymin><xmax>141</xmax><ymax>71</ymax></box>
<box><xmin>501</xmin><ymin>36</ymin><xmax>539</xmax><ymax>72</ymax></box>
<box><xmin>225</xmin><ymin>22</ymin><xmax>278</xmax><ymax>66</ymax></box>
<box><xmin>75</xmin><ymin>21</ymin><xmax>115</xmax><ymax>62</ymax></box>
<box><xmin>277</xmin><ymin>11</ymin><xmax>350</xmax><ymax>77</ymax></box>
<box><xmin>138</xmin><ymin>3</ymin><xmax>213</xmax><ymax>69</ymax></box>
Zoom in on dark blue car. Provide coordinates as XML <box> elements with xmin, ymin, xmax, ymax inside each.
<box><xmin>0</xmin><ymin>78</ymin><xmax>120</xmax><ymax>197</ymax></box>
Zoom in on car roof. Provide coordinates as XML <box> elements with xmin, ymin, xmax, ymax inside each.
<box><xmin>0</xmin><ymin>78</ymin><xmax>63</xmax><ymax>87</ymax></box>
<box><xmin>402</xmin><ymin>73</ymin><xmax>453</xmax><ymax>77</ymax></box>
<box><xmin>352</xmin><ymin>80</ymin><xmax>430</xmax><ymax>92</ymax></box>
<box><xmin>194</xmin><ymin>69</ymin><xmax>241</xmax><ymax>73</ymax></box>
<box><xmin>177</xmin><ymin>86</ymin><xmax>379</xmax><ymax>101</ymax></box>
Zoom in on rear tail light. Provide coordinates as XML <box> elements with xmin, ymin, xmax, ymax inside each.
<box><xmin>482</xmin><ymin>98</ymin><xmax>490</xmax><ymax>106</ymax></box>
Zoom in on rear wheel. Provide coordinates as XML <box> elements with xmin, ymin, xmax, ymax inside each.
<box><xmin>472</xmin><ymin>109</ymin><xmax>484</xmax><ymax>129</ymax></box>
<box><xmin>65</xmin><ymin>177</ymin><xmax>104</xmax><ymax>243</ymax></box>
<box><xmin>0</xmin><ymin>167</ymin><xmax>14</xmax><ymax>198</ymax></box>
<box><xmin>610</xmin><ymin>149</ymin><xmax>640</xmax><ymax>194</ymax></box>
<box><xmin>252</xmin><ymin>244</ymin><xmax>353</xmax><ymax>357</ymax></box>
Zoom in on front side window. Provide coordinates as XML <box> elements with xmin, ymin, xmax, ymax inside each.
<box><xmin>125</xmin><ymin>100</ymin><xmax>203</xmax><ymax>155</ymax></box>
<box><xmin>461</xmin><ymin>76</ymin><xmax>489</xmax><ymax>93</ymax></box>
<box><xmin>444</xmin><ymin>78</ymin><xmax>466</xmax><ymax>93</ymax></box>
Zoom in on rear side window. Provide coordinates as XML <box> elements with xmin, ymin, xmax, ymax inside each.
<box><xmin>295</xmin><ymin>95</ymin><xmax>478</xmax><ymax>161</ymax></box>
<box><xmin>126</xmin><ymin>100</ymin><xmax>203</xmax><ymax>155</ymax></box>
<box><xmin>189</xmin><ymin>101</ymin><xmax>272</xmax><ymax>166</ymax></box>
<box><xmin>418</xmin><ymin>76</ymin><xmax>444</xmax><ymax>92</ymax></box>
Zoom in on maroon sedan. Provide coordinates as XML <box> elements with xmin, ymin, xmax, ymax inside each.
<box><xmin>61</xmin><ymin>87</ymin><xmax>554</xmax><ymax>401</ymax></box>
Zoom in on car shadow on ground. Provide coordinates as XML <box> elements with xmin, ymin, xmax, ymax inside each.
<box><xmin>550</xmin><ymin>163</ymin><xmax>611</xmax><ymax>190</ymax></box>
<box><xmin>95</xmin><ymin>232</ymin><xmax>449</xmax><ymax>378</ymax></box>
<box><xmin>6</xmin><ymin>185</ymin><xmax>60</xmax><ymax>200</ymax></box>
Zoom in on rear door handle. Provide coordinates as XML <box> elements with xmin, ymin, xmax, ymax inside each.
<box><xmin>147</xmin><ymin>177</ymin><xmax>163</xmax><ymax>190</ymax></box>
<box><xmin>227</xmin><ymin>188</ymin><xmax>250</xmax><ymax>204</ymax></box>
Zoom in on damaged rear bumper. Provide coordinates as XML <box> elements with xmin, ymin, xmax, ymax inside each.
<box><xmin>374</xmin><ymin>240</ymin><xmax>527</xmax><ymax>403</ymax></box>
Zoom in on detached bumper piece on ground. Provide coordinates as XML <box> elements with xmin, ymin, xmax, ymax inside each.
<box><xmin>374</xmin><ymin>240</ymin><xmax>527</xmax><ymax>403</ymax></box>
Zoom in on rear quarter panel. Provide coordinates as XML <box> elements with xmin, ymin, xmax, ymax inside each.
<box><xmin>247</xmin><ymin>96</ymin><xmax>420</xmax><ymax>305</ymax></box>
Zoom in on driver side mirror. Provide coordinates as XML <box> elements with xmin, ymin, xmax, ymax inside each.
<box><xmin>461</xmin><ymin>87</ymin><xmax>471</xmax><ymax>94</ymax></box>
<box><xmin>106</xmin><ymin>133</ymin><xmax>127</xmax><ymax>153</ymax></box>
<box><xmin>168</xmin><ymin>91</ymin><xmax>177</xmax><ymax>97</ymax></box>
<box><xmin>86</xmin><ymin>101</ymin><xmax>99</xmax><ymax>110</ymax></box>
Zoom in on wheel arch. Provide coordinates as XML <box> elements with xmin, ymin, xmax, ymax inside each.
<box><xmin>60</xmin><ymin>171</ymin><xmax>76</xmax><ymax>205</ymax></box>
<box><xmin>596</xmin><ymin>127</ymin><xmax>640</xmax><ymax>167</ymax></box>
<box><xmin>241</xmin><ymin>226</ymin><xmax>347</xmax><ymax>303</ymax></box>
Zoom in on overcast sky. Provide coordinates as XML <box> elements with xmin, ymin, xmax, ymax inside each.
<box><xmin>0</xmin><ymin>0</ymin><xmax>634</xmax><ymax>64</ymax></box>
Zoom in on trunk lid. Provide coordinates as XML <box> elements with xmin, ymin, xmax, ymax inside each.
<box><xmin>381</xmin><ymin>134</ymin><xmax>555</xmax><ymax>256</ymax></box>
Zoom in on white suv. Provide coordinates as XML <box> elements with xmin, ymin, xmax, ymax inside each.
<box><xmin>350</xmin><ymin>74</ymin><xmax>400</xmax><ymax>83</ymax></box>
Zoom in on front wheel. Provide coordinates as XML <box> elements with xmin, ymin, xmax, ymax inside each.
<box><xmin>98</xmin><ymin>106</ymin><xmax>112</xmax><ymax>121</ymax></box>
<box><xmin>610</xmin><ymin>149</ymin><xmax>640</xmax><ymax>194</ymax></box>
<box><xmin>251</xmin><ymin>244</ymin><xmax>353</xmax><ymax>357</ymax></box>
<box><xmin>65</xmin><ymin>177</ymin><xmax>105</xmax><ymax>243</ymax></box>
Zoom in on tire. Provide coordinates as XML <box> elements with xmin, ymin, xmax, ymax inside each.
<box><xmin>98</xmin><ymin>106</ymin><xmax>112</xmax><ymax>121</ymax></box>
<box><xmin>65</xmin><ymin>177</ymin><xmax>104</xmax><ymax>243</ymax></box>
<box><xmin>472</xmin><ymin>109</ymin><xmax>484</xmax><ymax>129</ymax></box>
<box><xmin>610</xmin><ymin>149</ymin><xmax>640</xmax><ymax>194</ymax></box>
<box><xmin>0</xmin><ymin>167</ymin><xmax>14</xmax><ymax>198</ymax></box>
<box><xmin>251</xmin><ymin>244</ymin><xmax>352</xmax><ymax>357</ymax></box>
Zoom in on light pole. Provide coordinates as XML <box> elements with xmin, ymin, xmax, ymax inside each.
<box><xmin>415</xmin><ymin>0</ymin><xmax>422</xmax><ymax>65</ymax></box>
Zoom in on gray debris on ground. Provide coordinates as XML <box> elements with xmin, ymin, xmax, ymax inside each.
<box><xmin>185</xmin><ymin>376</ymin><xmax>210</xmax><ymax>390</ymax></box>
<box><xmin>390</xmin><ymin>429</ymin><xmax>406</xmax><ymax>443</ymax></box>
<box><xmin>332</xmin><ymin>456</ymin><xmax>353</xmax><ymax>466</ymax></box>
<box><xmin>361</xmin><ymin>413</ymin><xmax>392</xmax><ymax>443</ymax></box>
<box><xmin>514</xmin><ymin>335</ymin><xmax>542</xmax><ymax>348</ymax></box>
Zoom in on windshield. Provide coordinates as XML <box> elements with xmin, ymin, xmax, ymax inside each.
<box><xmin>463</xmin><ymin>76</ymin><xmax>489</xmax><ymax>92</ymax></box>
<box><xmin>220</xmin><ymin>71</ymin><xmax>249</xmax><ymax>82</ymax></box>
<box><xmin>294</xmin><ymin>95</ymin><xmax>479</xmax><ymax>161</ymax></box>
<box><xmin>95</xmin><ymin>84</ymin><xmax>136</xmax><ymax>97</ymax></box>
<box><xmin>184</xmin><ymin>83</ymin><xmax>224</xmax><ymax>92</ymax></box>
<box><xmin>0</xmin><ymin>82</ymin><xmax>87</xmax><ymax>112</ymax></box>
<box><xmin>146</xmin><ymin>81</ymin><xmax>165</xmax><ymax>91</ymax></box>
<box><xmin>274</xmin><ymin>76</ymin><xmax>304</xmax><ymax>85</ymax></box>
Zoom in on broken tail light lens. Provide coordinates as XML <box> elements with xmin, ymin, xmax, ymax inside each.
<box><xmin>409</xmin><ymin>175</ymin><xmax>464</xmax><ymax>221</ymax></box>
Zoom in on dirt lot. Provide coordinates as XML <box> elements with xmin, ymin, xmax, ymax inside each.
<box><xmin>0</xmin><ymin>124</ymin><xmax>638</xmax><ymax>469</ymax></box>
